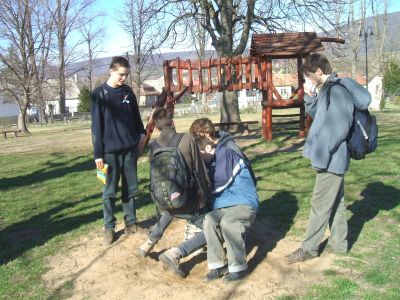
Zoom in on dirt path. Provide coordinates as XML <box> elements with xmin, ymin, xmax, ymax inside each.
<box><xmin>43</xmin><ymin>218</ymin><xmax>337</xmax><ymax>299</ymax></box>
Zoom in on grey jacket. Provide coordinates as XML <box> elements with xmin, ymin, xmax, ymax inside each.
<box><xmin>303</xmin><ymin>73</ymin><xmax>371</xmax><ymax>175</ymax></box>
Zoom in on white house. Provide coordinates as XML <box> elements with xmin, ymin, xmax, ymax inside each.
<box><xmin>367</xmin><ymin>76</ymin><xmax>383</xmax><ymax>110</ymax></box>
<box><xmin>0</xmin><ymin>90</ymin><xmax>19</xmax><ymax>118</ymax></box>
<box><xmin>46</xmin><ymin>76</ymin><xmax>80</xmax><ymax>115</ymax></box>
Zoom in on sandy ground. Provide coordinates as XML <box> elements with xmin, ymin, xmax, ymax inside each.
<box><xmin>43</xmin><ymin>217</ymin><xmax>337</xmax><ymax>299</ymax></box>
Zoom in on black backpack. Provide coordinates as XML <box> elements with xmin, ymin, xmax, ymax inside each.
<box><xmin>327</xmin><ymin>80</ymin><xmax>378</xmax><ymax>160</ymax></box>
<box><xmin>149</xmin><ymin>133</ymin><xmax>193</xmax><ymax>211</ymax></box>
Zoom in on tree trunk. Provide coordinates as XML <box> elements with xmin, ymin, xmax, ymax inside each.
<box><xmin>220</xmin><ymin>90</ymin><xmax>241</xmax><ymax>132</ymax></box>
<box><xmin>18</xmin><ymin>105</ymin><xmax>29</xmax><ymax>133</ymax></box>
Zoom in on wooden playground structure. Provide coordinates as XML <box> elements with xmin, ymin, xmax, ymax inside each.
<box><xmin>144</xmin><ymin>32</ymin><xmax>345</xmax><ymax>143</ymax></box>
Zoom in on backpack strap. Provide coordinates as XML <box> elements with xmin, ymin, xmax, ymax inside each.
<box><xmin>167</xmin><ymin>133</ymin><xmax>184</xmax><ymax>148</ymax></box>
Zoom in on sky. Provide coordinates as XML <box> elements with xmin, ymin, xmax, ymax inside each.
<box><xmin>89</xmin><ymin>0</ymin><xmax>400</xmax><ymax>58</ymax></box>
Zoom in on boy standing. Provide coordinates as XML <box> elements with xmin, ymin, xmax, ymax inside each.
<box><xmin>193</xmin><ymin>118</ymin><xmax>258</xmax><ymax>282</ymax></box>
<box><xmin>91</xmin><ymin>56</ymin><xmax>146</xmax><ymax>246</ymax></box>
<box><xmin>286</xmin><ymin>53</ymin><xmax>371</xmax><ymax>263</ymax></box>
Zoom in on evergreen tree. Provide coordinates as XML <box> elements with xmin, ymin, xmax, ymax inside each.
<box><xmin>77</xmin><ymin>86</ymin><xmax>91</xmax><ymax>112</ymax></box>
<box><xmin>383</xmin><ymin>62</ymin><xmax>400</xmax><ymax>97</ymax></box>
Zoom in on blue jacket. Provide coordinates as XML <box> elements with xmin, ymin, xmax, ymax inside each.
<box><xmin>303</xmin><ymin>74</ymin><xmax>371</xmax><ymax>174</ymax></box>
<box><xmin>210</xmin><ymin>132</ymin><xmax>259</xmax><ymax>210</ymax></box>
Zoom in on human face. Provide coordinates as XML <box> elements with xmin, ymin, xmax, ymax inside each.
<box><xmin>109</xmin><ymin>66</ymin><xmax>129</xmax><ymax>87</ymax></box>
<box><xmin>304</xmin><ymin>68</ymin><xmax>323</xmax><ymax>88</ymax></box>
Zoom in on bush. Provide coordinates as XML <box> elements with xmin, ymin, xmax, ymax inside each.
<box><xmin>383</xmin><ymin>62</ymin><xmax>400</xmax><ymax>98</ymax></box>
<box><xmin>77</xmin><ymin>86</ymin><xmax>91</xmax><ymax>112</ymax></box>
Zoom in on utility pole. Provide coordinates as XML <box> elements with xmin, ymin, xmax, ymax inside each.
<box><xmin>359</xmin><ymin>26</ymin><xmax>373</xmax><ymax>90</ymax></box>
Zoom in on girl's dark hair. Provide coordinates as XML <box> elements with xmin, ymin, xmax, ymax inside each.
<box><xmin>300</xmin><ymin>53</ymin><xmax>332</xmax><ymax>75</ymax></box>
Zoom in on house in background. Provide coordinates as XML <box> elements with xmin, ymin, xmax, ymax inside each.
<box><xmin>137</xmin><ymin>83</ymin><xmax>160</xmax><ymax>107</ymax></box>
<box><xmin>45</xmin><ymin>76</ymin><xmax>80</xmax><ymax>115</ymax></box>
<box><xmin>0</xmin><ymin>90</ymin><xmax>19</xmax><ymax>118</ymax></box>
<box><xmin>367</xmin><ymin>76</ymin><xmax>383</xmax><ymax>110</ymax></box>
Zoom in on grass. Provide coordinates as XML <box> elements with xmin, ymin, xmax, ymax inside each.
<box><xmin>0</xmin><ymin>111</ymin><xmax>399</xmax><ymax>299</ymax></box>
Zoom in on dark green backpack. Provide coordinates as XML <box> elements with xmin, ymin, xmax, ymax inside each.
<box><xmin>149</xmin><ymin>134</ymin><xmax>193</xmax><ymax>212</ymax></box>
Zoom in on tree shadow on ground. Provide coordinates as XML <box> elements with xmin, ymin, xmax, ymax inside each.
<box><xmin>246</xmin><ymin>190</ymin><xmax>299</xmax><ymax>273</ymax></box>
<box><xmin>347</xmin><ymin>181</ymin><xmax>400</xmax><ymax>250</ymax></box>
<box><xmin>0</xmin><ymin>191</ymin><xmax>153</xmax><ymax>265</ymax></box>
<box><xmin>0</xmin><ymin>155</ymin><xmax>93</xmax><ymax>191</ymax></box>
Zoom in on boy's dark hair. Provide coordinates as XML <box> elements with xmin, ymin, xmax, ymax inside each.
<box><xmin>190</xmin><ymin>117</ymin><xmax>216</xmax><ymax>138</ymax></box>
<box><xmin>195</xmin><ymin>135</ymin><xmax>215</xmax><ymax>151</ymax></box>
<box><xmin>153</xmin><ymin>107</ymin><xmax>173</xmax><ymax>130</ymax></box>
<box><xmin>300</xmin><ymin>53</ymin><xmax>332</xmax><ymax>75</ymax></box>
<box><xmin>110</xmin><ymin>56</ymin><xmax>130</xmax><ymax>69</ymax></box>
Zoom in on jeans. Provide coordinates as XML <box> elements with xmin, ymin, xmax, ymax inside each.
<box><xmin>103</xmin><ymin>149</ymin><xmax>138</xmax><ymax>229</ymax></box>
<box><xmin>149</xmin><ymin>211</ymin><xmax>206</xmax><ymax>257</ymax></box>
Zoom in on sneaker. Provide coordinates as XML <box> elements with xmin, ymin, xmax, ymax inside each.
<box><xmin>286</xmin><ymin>248</ymin><xmax>316</xmax><ymax>264</ymax></box>
<box><xmin>137</xmin><ymin>239</ymin><xmax>157</xmax><ymax>257</ymax></box>
<box><xmin>223</xmin><ymin>270</ymin><xmax>248</xmax><ymax>282</ymax></box>
<box><xmin>203</xmin><ymin>266</ymin><xmax>228</xmax><ymax>282</ymax></box>
<box><xmin>104</xmin><ymin>228</ymin><xmax>115</xmax><ymax>246</ymax></box>
<box><xmin>159</xmin><ymin>247</ymin><xmax>187</xmax><ymax>278</ymax></box>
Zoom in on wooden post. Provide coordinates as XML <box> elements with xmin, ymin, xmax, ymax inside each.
<box><xmin>264</xmin><ymin>56</ymin><xmax>273</xmax><ymax>141</ymax></box>
<box><xmin>297</xmin><ymin>55</ymin><xmax>306</xmax><ymax>138</ymax></box>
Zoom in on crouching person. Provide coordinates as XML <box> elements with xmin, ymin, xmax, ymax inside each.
<box><xmin>137</xmin><ymin>108</ymin><xmax>211</xmax><ymax>278</ymax></box>
<box><xmin>195</xmin><ymin>128</ymin><xmax>258</xmax><ymax>282</ymax></box>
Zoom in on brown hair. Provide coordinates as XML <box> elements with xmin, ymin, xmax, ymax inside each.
<box><xmin>300</xmin><ymin>53</ymin><xmax>332</xmax><ymax>75</ymax></box>
<box><xmin>110</xmin><ymin>56</ymin><xmax>130</xmax><ymax>70</ymax></box>
<box><xmin>190</xmin><ymin>118</ymin><xmax>216</xmax><ymax>138</ymax></box>
<box><xmin>153</xmin><ymin>107</ymin><xmax>173</xmax><ymax>130</ymax></box>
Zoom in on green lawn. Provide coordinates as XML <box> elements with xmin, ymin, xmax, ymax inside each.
<box><xmin>0</xmin><ymin>111</ymin><xmax>399</xmax><ymax>299</ymax></box>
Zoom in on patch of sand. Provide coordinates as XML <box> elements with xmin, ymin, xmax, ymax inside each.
<box><xmin>43</xmin><ymin>218</ymin><xmax>336</xmax><ymax>299</ymax></box>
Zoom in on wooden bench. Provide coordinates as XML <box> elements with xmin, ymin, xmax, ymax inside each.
<box><xmin>213</xmin><ymin>121</ymin><xmax>259</xmax><ymax>133</ymax></box>
<box><xmin>2</xmin><ymin>130</ymin><xmax>20</xmax><ymax>138</ymax></box>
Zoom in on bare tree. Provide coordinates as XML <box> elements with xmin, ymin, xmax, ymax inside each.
<box><xmin>79</xmin><ymin>14</ymin><xmax>104</xmax><ymax>92</ymax></box>
<box><xmin>0</xmin><ymin>0</ymin><xmax>46</xmax><ymax>132</ymax></box>
<box><xmin>49</xmin><ymin>0</ymin><xmax>94</xmax><ymax>114</ymax></box>
<box><xmin>119</xmin><ymin>0</ymin><xmax>166</xmax><ymax>100</ymax></box>
<box><xmin>370</xmin><ymin>0</ymin><xmax>388</xmax><ymax>75</ymax></box>
<box><xmin>161</xmin><ymin>0</ymin><xmax>345</xmax><ymax>128</ymax></box>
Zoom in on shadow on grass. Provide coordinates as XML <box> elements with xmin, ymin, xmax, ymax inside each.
<box><xmin>247</xmin><ymin>190</ymin><xmax>299</xmax><ymax>272</ymax></box>
<box><xmin>347</xmin><ymin>181</ymin><xmax>400</xmax><ymax>250</ymax></box>
<box><xmin>0</xmin><ymin>189</ymin><xmax>153</xmax><ymax>265</ymax></box>
<box><xmin>0</xmin><ymin>155</ymin><xmax>93</xmax><ymax>191</ymax></box>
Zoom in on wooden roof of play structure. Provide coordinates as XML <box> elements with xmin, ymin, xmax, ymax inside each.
<box><xmin>250</xmin><ymin>32</ymin><xmax>344</xmax><ymax>58</ymax></box>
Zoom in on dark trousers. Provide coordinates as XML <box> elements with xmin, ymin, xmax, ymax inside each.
<box><xmin>149</xmin><ymin>211</ymin><xmax>206</xmax><ymax>257</ymax></box>
<box><xmin>103</xmin><ymin>149</ymin><xmax>138</xmax><ymax>229</ymax></box>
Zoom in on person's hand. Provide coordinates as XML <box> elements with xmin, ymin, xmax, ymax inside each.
<box><xmin>304</xmin><ymin>77</ymin><xmax>316</xmax><ymax>96</ymax></box>
<box><xmin>138</xmin><ymin>133</ymin><xmax>146</xmax><ymax>155</ymax></box>
<box><xmin>95</xmin><ymin>158</ymin><xmax>104</xmax><ymax>170</ymax></box>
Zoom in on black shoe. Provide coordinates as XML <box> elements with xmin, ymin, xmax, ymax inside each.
<box><xmin>286</xmin><ymin>248</ymin><xmax>315</xmax><ymax>264</ymax></box>
<box><xmin>223</xmin><ymin>270</ymin><xmax>248</xmax><ymax>282</ymax></box>
<box><xmin>203</xmin><ymin>266</ymin><xmax>228</xmax><ymax>282</ymax></box>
